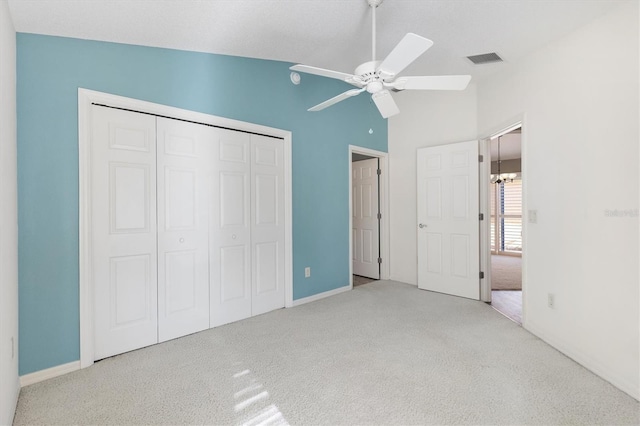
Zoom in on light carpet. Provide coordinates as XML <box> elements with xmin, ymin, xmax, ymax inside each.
<box><xmin>14</xmin><ymin>281</ymin><xmax>639</xmax><ymax>425</ymax></box>
<box><xmin>491</xmin><ymin>254</ymin><xmax>522</xmax><ymax>290</ymax></box>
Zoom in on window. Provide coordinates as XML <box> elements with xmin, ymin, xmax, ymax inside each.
<box><xmin>490</xmin><ymin>178</ymin><xmax>522</xmax><ymax>254</ymax></box>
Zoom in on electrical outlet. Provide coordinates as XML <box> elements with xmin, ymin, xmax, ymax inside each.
<box><xmin>548</xmin><ymin>293</ymin><xmax>555</xmax><ymax>309</ymax></box>
<box><xmin>304</xmin><ymin>267</ymin><xmax>311</xmax><ymax>278</ymax></box>
<box><xmin>528</xmin><ymin>210</ymin><xmax>538</xmax><ymax>224</ymax></box>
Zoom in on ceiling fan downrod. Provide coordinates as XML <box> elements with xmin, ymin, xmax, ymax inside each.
<box><xmin>368</xmin><ymin>0</ymin><xmax>384</xmax><ymax>62</ymax></box>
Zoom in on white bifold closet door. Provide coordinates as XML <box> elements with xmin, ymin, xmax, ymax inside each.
<box><xmin>92</xmin><ymin>110</ymin><xmax>212</xmax><ymax>358</ymax></box>
<box><xmin>92</xmin><ymin>106</ymin><xmax>286</xmax><ymax>359</ymax></box>
<box><xmin>209</xmin><ymin>129</ymin><xmax>285</xmax><ymax>327</ymax></box>
<box><xmin>156</xmin><ymin>118</ymin><xmax>212</xmax><ymax>343</ymax></box>
<box><xmin>209</xmin><ymin>128</ymin><xmax>252</xmax><ymax>326</ymax></box>
<box><xmin>250</xmin><ymin>135</ymin><xmax>285</xmax><ymax>316</ymax></box>
<box><xmin>92</xmin><ymin>107</ymin><xmax>159</xmax><ymax>360</ymax></box>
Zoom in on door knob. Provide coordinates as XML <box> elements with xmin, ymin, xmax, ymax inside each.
<box><xmin>418</xmin><ymin>223</ymin><xmax>427</xmax><ymax>229</ymax></box>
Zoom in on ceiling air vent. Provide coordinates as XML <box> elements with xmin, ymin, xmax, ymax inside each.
<box><xmin>466</xmin><ymin>52</ymin><xmax>503</xmax><ymax>65</ymax></box>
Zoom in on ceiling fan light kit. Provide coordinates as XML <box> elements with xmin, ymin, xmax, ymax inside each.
<box><xmin>290</xmin><ymin>0</ymin><xmax>472</xmax><ymax>119</ymax></box>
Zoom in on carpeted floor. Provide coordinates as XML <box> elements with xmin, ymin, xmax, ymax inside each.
<box><xmin>491</xmin><ymin>254</ymin><xmax>522</xmax><ymax>290</ymax></box>
<box><xmin>14</xmin><ymin>281</ymin><xmax>639</xmax><ymax>425</ymax></box>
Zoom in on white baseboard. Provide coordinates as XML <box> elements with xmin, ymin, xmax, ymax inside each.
<box><xmin>291</xmin><ymin>285</ymin><xmax>351</xmax><ymax>307</ymax></box>
<box><xmin>20</xmin><ymin>360</ymin><xmax>81</xmax><ymax>387</ymax></box>
<box><xmin>526</xmin><ymin>321</ymin><xmax>639</xmax><ymax>401</ymax></box>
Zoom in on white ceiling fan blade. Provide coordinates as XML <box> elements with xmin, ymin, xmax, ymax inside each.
<box><xmin>377</xmin><ymin>33</ymin><xmax>434</xmax><ymax>78</ymax></box>
<box><xmin>371</xmin><ymin>90</ymin><xmax>400</xmax><ymax>119</ymax></box>
<box><xmin>290</xmin><ymin>64</ymin><xmax>362</xmax><ymax>87</ymax></box>
<box><xmin>391</xmin><ymin>75</ymin><xmax>472</xmax><ymax>91</ymax></box>
<box><xmin>308</xmin><ymin>88</ymin><xmax>366</xmax><ymax>112</ymax></box>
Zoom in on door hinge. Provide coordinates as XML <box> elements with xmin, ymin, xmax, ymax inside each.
<box><xmin>478</xmin><ymin>154</ymin><xmax>484</xmax><ymax>163</ymax></box>
<box><xmin>378</xmin><ymin>257</ymin><xmax>382</xmax><ymax>264</ymax></box>
<box><xmin>479</xmin><ymin>271</ymin><xmax>485</xmax><ymax>279</ymax></box>
<box><xmin>377</xmin><ymin>168</ymin><xmax>382</xmax><ymax>176</ymax></box>
<box><xmin>377</xmin><ymin>212</ymin><xmax>382</xmax><ymax>220</ymax></box>
<box><xmin>479</xmin><ymin>213</ymin><xmax>484</xmax><ymax>221</ymax></box>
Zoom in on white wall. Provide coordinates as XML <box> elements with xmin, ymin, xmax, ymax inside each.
<box><xmin>477</xmin><ymin>2</ymin><xmax>639</xmax><ymax>399</ymax></box>
<box><xmin>0</xmin><ymin>0</ymin><xmax>19</xmax><ymax>424</ymax></box>
<box><xmin>388</xmin><ymin>88</ymin><xmax>477</xmax><ymax>285</ymax></box>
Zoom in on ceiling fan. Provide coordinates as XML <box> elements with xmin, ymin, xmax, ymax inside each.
<box><xmin>290</xmin><ymin>0</ymin><xmax>471</xmax><ymax>119</ymax></box>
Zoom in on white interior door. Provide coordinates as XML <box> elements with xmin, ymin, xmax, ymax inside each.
<box><xmin>417</xmin><ymin>140</ymin><xmax>480</xmax><ymax>300</ymax></box>
<box><xmin>210</xmin><ymin>128</ymin><xmax>252</xmax><ymax>327</ymax></box>
<box><xmin>352</xmin><ymin>158</ymin><xmax>380</xmax><ymax>279</ymax></box>
<box><xmin>156</xmin><ymin>118</ymin><xmax>211</xmax><ymax>342</ymax></box>
<box><xmin>251</xmin><ymin>135</ymin><xmax>285</xmax><ymax>316</ymax></box>
<box><xmin>92</xmin><ymin>106</ymin><xmax>158</xmax><ymax>360</ymax></box>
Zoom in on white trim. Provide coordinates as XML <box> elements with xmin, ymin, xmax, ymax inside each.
<box><xmin>291</xmin><ymin>285</ymin><xmax>351</xmax><ymax>307</ymax></box>
<box><xmin>488</xmin><ymin>123</ymin><xmax>522</xmax><ymax>140</ymax></box>
<box><xmin>526</xmin><ymin>321</ymin><xmax>639</xmax><ymax>401</ymax></box>
<box><xmin>283</xmin><ymin>134</ymin><xmax>293</xmax><ymax>308</ymax></box>
<box><xmin>78</xmin><ymin>88</ymin><xmax>294</xmax><ymax>368</ymax></box>
<box><xmin>19</xmin><ymin>361</ymin><xmax>81</xmax><ymax>387</ymax></box>
<box><xmin>479</xmin><ymin>138</ymin><xmax>492</xmax><ymax>302</ymax></box>
<box><xmin>520</xmin><ymin>117</ymin><xmax>528</xmax><ymax>327</ymax></box>
<box><xmin>480</xmin><ymin>115</ymin><xmax>525</xmax><ymax>142</ymax></box>
<box><xmin>78</xmin><ymin>91</ymin><xmax>93</xmax><ymax>368</ymax></box>
<box><xmin>348</xmin><ymin>145</ymin><xmax>390</xmax><ymax>290</ymax></box>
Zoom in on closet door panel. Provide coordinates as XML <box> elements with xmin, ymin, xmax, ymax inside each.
<box><xmin>210</xmin><ymin>128</ymin><xmax>252</xmax><ymax>327</ymax></box>
<box><xmin>251</xmin><ymin>135</ymin><xmax>285</xmax><ymax>316</ymax></box>
<box><xmin>220</xmin><ymin>245</ymin><xmax>249</xmax><ymax>301</ymax></box>
<box><xmin>92</xmin><ymin>106</ymin><xmax>158</xmax><ymax>360</ymax></box>
<box><xmin>157</xmin><ymin>118</ymin><xmax>211</xmax><ymax>342</ymax></box>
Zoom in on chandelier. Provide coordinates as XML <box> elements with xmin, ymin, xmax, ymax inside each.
<box><xmin>491</xmin><ymin>136</ymin><xmax>517</xmax><ymax>184</ymax></box>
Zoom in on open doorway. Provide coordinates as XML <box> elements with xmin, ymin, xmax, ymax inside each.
<box><xmin>348</xmin><ymin>145</ymin><xmax>389</xmax><ymax>289</ymax></box>
<box><xmin>351</xmin><ymin>152</ymin><xmax>381</xmax><ymax>287</ymax></box>
<box><xmin>489</xmin><ymin>127</ymin><xmax>523</xmax><ymax>324</ymax></box>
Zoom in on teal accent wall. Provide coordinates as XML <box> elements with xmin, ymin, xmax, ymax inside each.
<box><xmin>17</xmin><ymin>34</ymin><xmax>387</xmax><ymax>375</ymax></box>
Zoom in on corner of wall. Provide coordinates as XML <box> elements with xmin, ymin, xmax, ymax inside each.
<box><xmin>0</xmin><ymin>0</ymin><xmax>20</xmax><ymax>424</ymax></box>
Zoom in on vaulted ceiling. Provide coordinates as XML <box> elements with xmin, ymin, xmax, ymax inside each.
<box><xmin>7</xmin><ymin>0</ymin><xmax>627</xmax><ymax>81</ymax></box>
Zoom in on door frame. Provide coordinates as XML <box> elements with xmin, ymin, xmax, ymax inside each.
<box><xmin>348</xmin><ymin>145</ymin><xmax>390</xmax><ymax>288</ymax></box>
<box><xmin>78</xmin><ymin>88</ymin><xmax>293</xmax><ymax>368</ymax></box>
<box><xmin>479</xmin><ymin>116</ymin><xmax>527</xmax><ymax>326</ymax></box>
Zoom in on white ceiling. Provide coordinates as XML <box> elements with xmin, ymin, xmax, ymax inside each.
<box><xmin>490</xmin><ymin>131</ymin><xmax>521</xmax><ymax>161</ymax></box>
<box><xmin>7</xmin><ymin>0</ymin><xmax>627</xmax><ymax>81</ymax></box>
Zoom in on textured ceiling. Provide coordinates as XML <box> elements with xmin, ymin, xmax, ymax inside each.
<box><xmin>7</xmin><ymin>0</ymin><xmax>628</xmax><ymax>81</ymax></box>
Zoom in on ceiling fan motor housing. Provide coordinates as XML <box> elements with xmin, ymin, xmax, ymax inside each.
<box><xmin>354</xmin><ymin>60</ymin><xmax>385</xmax><ymax>93</ymax></box>
<box><xmin>354</xmin><ymin>60</ymin><xmax>380</xmax><ymax>80</ymax></box>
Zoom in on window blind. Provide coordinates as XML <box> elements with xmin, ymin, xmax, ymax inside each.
<box><xmin>490</xmin><ymin>178</ymin><xmax>522</xmax><ymax>254</ymax></box>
